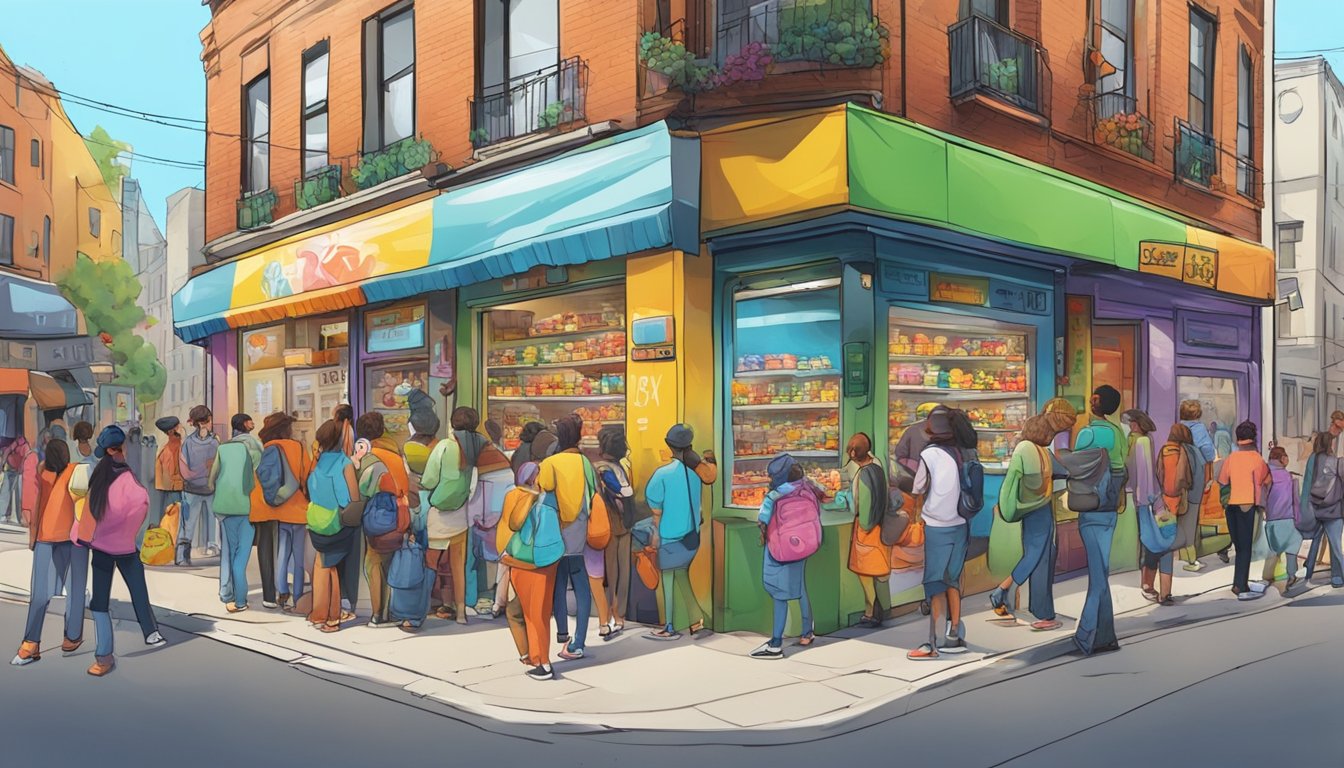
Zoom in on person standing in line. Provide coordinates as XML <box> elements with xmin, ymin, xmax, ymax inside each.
<box><xmin>153</xmin><ymin>417</ymin><xmax>184</xmax><ymax>530</ymax></box>
<box><xmin>179</xmin><ymin>406</ymin><xmax>220</xmax><ymax>564</ymax></box>
<box><xmin>255</xmin><ymin>412</ymin><xmax>310</xmax><ymax>612</ymax></box>
<box><xmin>503</xmin><ymin>461</ymin><xmax>561</xmax><ymax>681</ymax></box>
<box><xmin>1217</xmin><ymin>420</ymin><xmax>1271</xmax><ymax>600</ymax></box>
<box><xmin>1071</xmin><ymin>385</ymin><xmax>1128</xmax><ymax>655</ymax></box>
<box><xmin>398</xmin><ymin>408</ymin><xmax>439</xmax><ymax>632</ymax></box>
<box><xmin>12</xmin><ymin>439</ymin><xmax>86</xmax><ymax>666</ymax></box>
<box><xmin>539</xmin><ymin>414</ymin><xmax>597</xmax><ymax>660</ymax></box>
<box><xmin>644</xmin><ymin>424</ymin><xmax>717</xmax><ymax>641</ymax></box>
<box><xmin>0</xmin><ymin>437</ymin><xmax>24</xmax><ymax>524</ymax></box>
<box><xmin>71</xmin><ymin>421</ymin><xmax>97</xmax><ymax>465</ymax></box>
<box><xmin>306</xmin><ymin>420</ymin><xmax>361</xmax><ymax>632</ymax></box>
<box><xmin>906</xmin><ymin>407</ymin><xmax>971</xmax><ymax>660</ymax></box>
<box><xmin>209</xmin><ymin>419</ymin><xmax>258</xmax><ymax>613</ymax></box>
<box><xmin>1302</xmin><ymin>431</ymin><xmax>1344</xmax><ymax>589</ymax></box>
<box><xmin>330</xmin><ymin>405</ymin><xmax>361</xmax><ymax>616</ymax></box>
<box><xmin>751</xmin><ymin>453</ymin><xmax>822</xmax><ymax>659</ymax></box>
<box><xmin>510</xmin><ymin>422</ymin><xmax>548</xmax><ymax>476</ymax></box>
<box><xmin>356</xmin><ymin>412</ymin><xmax>415</xmax><ymax>628</ymax></box>
<box><xmin>1262</xmin><ymin>447</ymin><xmax>1304</xmax><ymax>591</ymax></box>
<box><xmin>81</xmin><ymin>426</ymin><xmax>166</xmax><ymax>677</ymax></box>
<box><xmin>594</xmin><ymin>425</ymin><xmax>634</xmax><ymax>639</ymax></box>
<box><xmin>422</xmin><ymin>407</ymin><xmax>495</xmax><ymax>624</ymax></box>
<box><xmin>847</xmin><ymin>432</ymin><xmax>890</xmax><ymax>629</ymax></box>
<box><xmin>1178</xmin><ymin>401</ymin><xmax>1218</xmax><ymax>569</ymax></box>
<box><xmin>1125</xmin><ymin>410</ymin><xmax>1172</xmax><ymax>605</ymax></box>
<box><xmin>990</xmin><ymin>415</ymin><xmax>1063</xmax><ymax>630</ymax></box>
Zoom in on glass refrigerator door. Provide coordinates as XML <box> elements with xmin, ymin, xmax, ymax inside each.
<box><xmin>367</xmin><ymin>362</ymin><xmax>431</xmax><ymax>449</ymax></box>
<box><xmin>729</xmin><ymin>279</ymin><xmax>843</xmax><ymax>508</ymax></box>
<box><xmin>887</xmin><ymin>310</ymin><xmax>1034</xmax><ymax>474</ymax></box>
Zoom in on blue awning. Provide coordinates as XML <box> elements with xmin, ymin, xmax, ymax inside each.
<box><xmin>0</xmin><ymin>274</ymin><xmax>79</xmax><ymax>339</ymax></box>
<box><xmin>362</xmin><ymin>122</ymin><xmax>699</xmax><ymax>304</ymax></box>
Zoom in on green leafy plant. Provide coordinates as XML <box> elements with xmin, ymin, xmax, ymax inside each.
<box><xmin>987</xmin><ymin>56</ymin><xmax>1020</xmax><ymax>95</ymax></box>
<box><xmin>638</xmin><ymin>31</ymin><xmax>717</xmax><ymax>92</ymax></box>
<box><xmin>56</xmin><ymin>253</ymin><xmax>166</xmax><ymax>403</ymax></box>
<box><xmin>237</xmin><ymin>188</ymin><xmax>278</xmax><ymax>229</ymax></box>
<box><xmin>295</xmin><ymin>165</ymin><xmax>342</xmax><ymax>211</ymax></box>
<box><xmin>771</xmin><ymin>1</ymin><xmax>889</xmax><ymax>67</ymax></box>
<box><xmin>351</xmin><ymin>137</ymin><xmax>436</xmax><ymax>191</ymax></box>
<box><xmin>84</xmin><ymin>125</ymin><xmax>132</xmax><ymax>201</ymax></box>
<box><xmin>537</xmin><ymin>100</ymin><xmax>578</xmax><ymax>129</ymax></box>
<box><xmin>469</xmin><ymin>127</ymin><xmax>492</xmax><ymax>147</ymax></box>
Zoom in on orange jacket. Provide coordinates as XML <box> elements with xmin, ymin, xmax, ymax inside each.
<box><xmin>250</xmin><ymin>439</ymin><xmax>311</xmax><ymax>524</ymax></box>
<box><xmin>155</xmin><ymin>437</ymin><xmax>184</xmax><ymax>492</ymax></box>
<box><xmin>31</xmin><ymin>466</ymin><xmax>76</xmax><ymax>548</ymax></box>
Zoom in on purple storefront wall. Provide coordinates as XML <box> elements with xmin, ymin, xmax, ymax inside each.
<box><xmin>1068</xmin><ymin>273</ymin><xmax>1263</xmax><ymax>446</ymax></box>
<box><xmin>207</xmin><ymin>331</ymin><xmax>238</xmax><ymax>436</ymax></box>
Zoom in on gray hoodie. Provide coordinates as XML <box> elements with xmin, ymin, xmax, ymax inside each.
<box><xmin>180</xmin><ymin>431</ymin><xmax>220</xmax><ymax>495</ymax></box>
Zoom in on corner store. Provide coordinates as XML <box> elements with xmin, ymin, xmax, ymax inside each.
<box><xmin>175</xmin><ymin>106</ymin><xmax>1273</xmax><ymax>637</ymax></box>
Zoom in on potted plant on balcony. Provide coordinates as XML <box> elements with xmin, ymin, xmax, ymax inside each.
<box><xmin>772</xmin><ymin>2</ymin><xmax>888</xmax><ymax>69</ymax></box>
<box><xmin>469</xmin><ymin>128</ymin><xmax>491</xmax><ymax>148</ymax></box>
<box><xmin>987</xmin><ymin>56</ymin><xmax>1020</xmax><ymax>96</ymax></box>
<box><xmin>352</xmin><ymin>136</ymin><xmax>435</xmax><ymax>191</ymax></box>
<box><xmin>712</xmin><ymin>41</ymin><xmax>773</xmax><ymax>87</ymax></box>
<box><xmin>538</xmin><ymin>100</ymin><xmax>578</xmax><ymax>129</ymax></box>
<box><xmin>1094</xmin><ymin>112</ymin><xmax>1153</xmax><ymax>161</ymax></box>
<box><xmin>638</xmin><ymin>31</ymin><xmax>716</xmax><ymax>93</ymax></box>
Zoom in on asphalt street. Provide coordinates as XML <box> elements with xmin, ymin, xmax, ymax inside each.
<box><xmin>1</xmin><ymin>581</ymin><xmax>1342</xmax><ymax>767</ymax></box>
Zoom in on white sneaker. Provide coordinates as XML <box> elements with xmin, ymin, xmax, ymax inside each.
<box><xmin>1237</xmin><ymin>591</ymin><xmax>1263</xmax><ymax>602</ymax></box>
<box><xmin>749</xmin><ymin>642</ymin><xmax>784</xmax><ymax>659</ymax></box>
<box><xmin>1248</xmin><ymin>582</ymin><xmax>1268</xmax><ymax>594</ymax></box>
<box><xmin>144</xmin><ymin>631</ymin><xmax>167</xmax><ymax>647</ymax></box>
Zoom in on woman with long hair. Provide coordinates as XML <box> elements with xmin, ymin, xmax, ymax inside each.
<box><xmin>990</xmin><ymin>415</ymin><xmax>1062</xmax><ymax>630</ymax></box>
<box><xmin>503</xmin><ymin>462</ymin><xmax>561</xmax><ymax>680</ymax></box>
<box><xmin>1125</xmin><ymin>410</ymin><xmax>1173</xmax><ymax>604</ymax></box>
<box><xmin>1177</xmin><ymin>400</ymin><xmax>1218</xmax><ymax>570</ymax></box>
<box><xmin>82</xmin><ymin>426</ymin><xmax>165</xmax><ymax>676</ymax></box>
<box><xmin>1302</xmin><ymin>430</ymin><xmax>1344</xmax><ymax>588</ymax></box>
<box><xmin>846</xmin><ymin>432</ymin><xmax>890</xmax><ymax>629</ymax></box>
<box><xmin>306</xmin><ymin>419</ymin><xmax>361</xmax><ymax>633</ymax></box>
<box><xmin>255</xmin><ymin>412</ymin><xmax>310</xmax><ymax>612</ymax></box>
<box><xmin>12</xmin><ymin>439</ymin><xmax>87</xmax><ymax>666</ymax></box>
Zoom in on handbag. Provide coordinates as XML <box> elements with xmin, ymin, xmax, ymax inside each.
<box><xmin>584</xmin><ymin>461</ymin><xmax>611</xmax><ymax>550</ymax></box>
<box><xmin>388</xmin><ymin>536</ymin><xmax>426</xmax><ymax>590</ymax></box>
<box><xmin>503</xmin><ymin>492</ymin><xmax>564</xmax><ymax>570</ymax></box>
<box><xmin>635</xmin><ymin>545</ymin><xmax>660</xmax><ymax>588</ymax></box>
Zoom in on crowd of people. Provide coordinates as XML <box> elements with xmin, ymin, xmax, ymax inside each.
<box><xmin>6</xmin><ymin>386</ymin><xmax>1337</xmax><ymax>679</ymax></box>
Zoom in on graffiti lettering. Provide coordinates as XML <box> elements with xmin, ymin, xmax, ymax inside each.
<box><xmin>1183</xmin><ymin>251</ymin><xmax>1217</xmax><ymax>288</ymax></box>
<box><xmin>633</xmin><ymin>374</ymin><xmax>662</xmax><ymax>409</ymax></box>
<box><xmin>1140</xmin><ymin>245</ymin><xmax>1182</xmax><ymax>267</ymax></box>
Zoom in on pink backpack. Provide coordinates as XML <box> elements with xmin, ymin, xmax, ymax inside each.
<box><xmin>766</xmin><ymin>484</ymin><xmax>823</xmax><ymax>563</ymax></box>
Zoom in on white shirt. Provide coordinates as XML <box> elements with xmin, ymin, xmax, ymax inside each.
<box><xmin>913</xmin><ymin>445</ymin><xmax>966</xmax><ymax>528</ymax></box>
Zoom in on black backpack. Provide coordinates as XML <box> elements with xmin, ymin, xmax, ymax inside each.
<box><xmin>942</xmin><ymin>445</ymin><xmax>985</xmax><ymax>520</ymax></box>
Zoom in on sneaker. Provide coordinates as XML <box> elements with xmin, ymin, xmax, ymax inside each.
<box><xmin>750</xmin><ymin>642</ymin><xmax>784</xmax><ymax>659</ymax></box>
<box><xmin>144</xmin><ymin>632</ymin><xmax>166</xmax><ymax>648</ymax></box>
<box><xmin>86</xmin><ymin>655</ymin><xmax>115</xmax><ymax>677</ymax></box>
<box><xmin>262</xmin><ymin>600</ymin><xmax>279</xmax><ymax>610</ymax></box>
<box><xmin>1237</xmin><ymin>591</ymin><xmax>1263</xmax><ymax>601</ymax></box>
<box><xmin>526</xmin><ymin>664</ymin><xmax>554</xmax><ymax>681</ymax></box>
<box><xmin>938</xmin><ymin>634</ymin><xmax>968</xmax><ymax>654</ymax></box>
<box><xmin>557</xmin><ymin>645</ymin><xmax>585</xmax><ymax>661</ymax></box>
<box><xmin>1217</xmin><ymin>550</ymin><xmax>1230</xmax><ymax>564</ymax></box>
<box><xmin>1183</xmin><ymin>561</ymin><xmax>1204</xmax><ymax>572</ymax></box>
<box><xmin>10</xmin><ymin>641</ymin><xmax>40</xmax><ymax>666</ymax></box>
<box><xmin>226</xmin><ymin>602</ymin><xmax>249</xmax><ymax>614</ymax></box>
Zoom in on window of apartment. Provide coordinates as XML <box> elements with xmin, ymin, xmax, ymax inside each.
<box><xmin>244</xmin><ymin>72</ymin><xmax>271</xmax><ymax>195</ymax></box>
<box><xmin>1278</xmin><ymin>222</ymin><xmax>1302</xmax><ymax>269</ymax></box>
<box><xmin>0</xmin><ymin>213</ymin><xmax>13</xmax><ymax>265</ymax></box>
<box><xmin>0</xmin><ymin>125</ymin><xmax>13</xmax><ymax>184</ymax></box>
<box><xmin>42</xmin><ymin>216</ymin><xmax>49</xmax><ymax>267</ymax></box>
<box><xmin>88</xmin><ymin>207</ymin><xmax>101</xmax><ymax>238</ymax></box>
<box><xmin>479</xmin><ymin>0</ymin><xmax>559</xmax><ymax>98</ymax></box>
<box><xmin>1188</xmin><ymin>8</ymin><xmax>1216</xmax><ymax>134</ymax></box>
<box><xmin>1096</xmin><ymin>0</ymin><xmax>1134</xmax><ymax>98</ymax></box>
<box><xmin>363</xmin><ymin>3</ymin><xmax>415</xmax><ymax>152</ymax></box>
<box><xmin>1283</xmin><ymin>379</ymin><xmax>1298</xmax><ymax>437</ymax></box>
<box><xmin>1277</xmin><ymin>301</ymin><xmax>1292</xmax><ymax>338</ymax></box>
<box><xmin>302</xmin><ymin>41</ymin><xmax>330</xmax><ymax>175</ymax></box>
<box><xmin>1304</xmin><ymin>388</ymin><xmax>1319</xmax><ymax>433</ymax></box>
<box><xmin>960</xmin><ymin>0</ymin><xmax>1008</xmax><ymax>23</ymax></box>
<box><xmin>29</xmin><ymin>139</ymin><xmax>40</xmax><ymax>171</ymax></box>
<box><xmin>1236</xmin><ymin>46</ymin><xmax>1254</xmax><ymax>197</ymax></box>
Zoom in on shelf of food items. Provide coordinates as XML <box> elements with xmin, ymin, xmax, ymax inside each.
<box><xmin>889</xmin><ymin>399</ymin><xmax>1031</xmax><ymax>471</ymax></box>
<box><xmin>732</xmin><ymin>409</ymin><xmax>839</xmax><ymax>460</ymax></box>
<box><xmin>888</xmin><ymin>331</ymin><xmax>1022</xmax><ymax>358</ymax></box>
<box><xmin>487</xmin><ymin>371</ymin><xmax>626</xmax><ymax>399</ymax></box>
<box><xmin>888</xmin><ymin>362</ymin><xmax>1028</xmax><ymax>393</ymax></box>
<box><xmin>731</xmin><ymin>378</ymin><xmax>840</xmax><ymax>408</ymax></box>
<box><xmin>730</xmin><ymin>462</ymin><xmax>844</xmax><ymax>507</ymax></box>
<box><xmin>496</xmin><ymin>404</ymin><xmax>625</xmax><ymax>452</ymax></box>
<box><xmin>487</xmin><ymin>330</ymin><xmax>627</xmax><ymax>368</ymax></box>
<box><xmin>734</xmin><ymin>353</ymin><xmax>838</xmax><ymax>377</ymax></box>
<box><xmin>491</xmin><ymin>310</ymin><xmax>625</xmax><ymax>343</ymax></box>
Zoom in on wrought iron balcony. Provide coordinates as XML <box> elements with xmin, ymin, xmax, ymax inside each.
<box><xmin>470</xmin><ymin>58</ymin><xmax>589</xmax><ymax>150</ymax></box>
<box><xmin>948</xmin><ymin>15</ymin><xmax>1047</xmax><ymax>117</ymax></box>
<box><xmin>294</xmin><ymin>163</ymin><xmax>343</xmax><ymax>212</ymax></box>
<box><xmin>236</xmin><ymin>188</ymin><xmax>277</xmax><ymax>230</ymax></box>
<box><xmin>716</xmin><ymin>0</ymin><xmax>886</xmax><ymax>69</ymax></box>
<box><xmin>1174</xmin><ymin>119</ymin><xmax>1218</xmax><ymax>189</ymax></box>
<box><xmin>1086</xmin><ymin>92</ymin><xmax>1155</xmax><ymax>162</ymax></box>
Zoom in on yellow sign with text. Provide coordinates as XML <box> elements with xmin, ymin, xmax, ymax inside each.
<box><xmin>929</xmin><ymin>273</ymin><xmax>989</xmax><ymax>306</ymax></box>
<box><xmin>1138</xmin><ymin>241</ymin><xmax>1219</xmax><ymax>290</ymax></box>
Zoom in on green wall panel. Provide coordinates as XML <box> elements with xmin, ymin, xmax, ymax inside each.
<box><xmin>847</xmin><ymin>110</ymin><xmax>949</xmax><ymax>224</ymax></box>
<box><xmin>1109</xmin><ymin>199</ymin><xmax>1187</xmax><ymax>272</ymax></box>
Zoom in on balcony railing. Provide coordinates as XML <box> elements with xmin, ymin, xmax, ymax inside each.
<box><xmin>1174</xmin><ymin>119</ymin><xmax>1218</xmax><ymax>189</ymax></box>
<box><xmin>716</xmin><ymin>0</ymin><xmax>886</xmax><ymax>69</ymax></box>
<box><xmin>948</xmin><ymin>15</ymin><xmax>1047</xmax><ymax>116</ymax></box>
<box><xmin>470</xmin><ymin>58</ymin><xmax>589</xmax><ymax>150</ymax></box>
<box><xmin>1236</xmin><ymin>155</ymin><xmax>1262</xmax><ymax>201</ymax></box>
<box><xmin>294</xmin><ymin>163</ymin><xmax>343</xmax><ymax>212</ymax></box>
<box><xmin>236</xmin><ymin>188</ymin><xmax>277</xmax><ymax>230</ymax></box>
<box><xmin>1086</xmin><ymin>91</ymin><xmax>1154</xmax><ymax>162</ymax></box>
<box><xmin>352</xmin><ymin>137</ymin><xmax>436</xmax><ymax>192</ymax></box>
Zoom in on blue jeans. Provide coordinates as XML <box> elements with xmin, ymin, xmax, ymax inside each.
<box><xmin>24</xmin><ymin>542</ymin><xmax>89</xmax><ymax>643</ymax></box>
<box><xmin>1009</xmin><ymin>505</ymin><xmax>1057</xmax><ymax>621</ymax></box>
<box><xmin>552</xmin><ymin>555</ymin><xmax>592</xmax><ymax>651</ymax></box>
<box><xmin>90</xmin><ymin>549</ymin><xmax>157</xmax><ymax>657</ymax></box>
<box><xmin>181</xmin><ymin>492</ymin><xmax>218</xmax><ymax>549</ymax></box>
<box><xmin>1076</xmin><ymin>510</ymin><xmax>1117</xmax><ymax>654</ymax></box>
<box><xmin>1307</xmin><ymin>518</ymin><xmax>1344</xmax><ymax>586</ymax></box>
<box><xmin>770</xmin><ymin>590</ymin><xmax>813</xmax><ymax>647</ymax></box>
<box><xmin>219</xmin><ymin>516</ymin><xmax>255</xmax><ymax>606</ymax></box>
<box><xmin>276</xmin><ymin>522</ymin><xmax>307</xmax><ymax>599</ymax></box>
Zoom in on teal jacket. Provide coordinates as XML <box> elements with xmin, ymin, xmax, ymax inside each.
<box><xmin>209</xmin><ymin>437</ymin><xmax>256</xmax><ymax>516</ymax></box>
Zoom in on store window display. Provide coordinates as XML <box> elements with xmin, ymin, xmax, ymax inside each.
<box><xmin>729</xmin><ymin>279</ymin><xmax>842</xmax><ymax>508</ymax></box>
<box><xmin>363</xmin><ymin>303</ymin><xmax>432</xmax><ymax>450</ymax></box>
<box><xmin>482</xmin><ymin>284</ymin><xmax>626</xmax><ymax>458</ymax></box>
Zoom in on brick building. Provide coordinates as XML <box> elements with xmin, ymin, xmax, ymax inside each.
<box><xmin>179</xmin><ymin>1</ymin><xmax>1275</xmax><ymax>636</ymax></box>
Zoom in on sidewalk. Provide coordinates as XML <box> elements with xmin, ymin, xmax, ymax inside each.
<box><xmin>0</xmin><ymin>536</ymin><xmax>1315</xmax><ymax>731</ymax></box>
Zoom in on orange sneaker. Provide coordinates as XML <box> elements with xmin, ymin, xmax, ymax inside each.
<box><xmin>86</xmin><ymin>655</ymin><xmax>115</xmax><ymax>677</ymax></box>
<box><xmin>61</xmin><ymin>636</ymin><xmax>83</xmax><ymax>653</ymax></box>
<box><xmin>10</xmin><ymin>640</ymin><xmax>40</xmax><ymax>666</ymax></box>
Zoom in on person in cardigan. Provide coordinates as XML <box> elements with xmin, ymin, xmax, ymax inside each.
<box><xmin>83</xmin><ymin>426</ymin><xmax>165</xmax><ymax>677</ymax></box>
<box><xmin>12</xmin><ymin>439</ymin><xmax>86</xmax><ymax>666</ymax></box>
<box><xmin>751</xmin><ymin>453</ymin><xmax>825</xmax><ymax>660</ymax></box>
<box><xmin>255</xmin><ymin>412</ymin><xmax>311</xmax><ymax>612</ymax></box>
<box><xmin>989</xmin><ymin>415</ymin><xmax>1063</xmax><ymax>630</ymax></box>
<box><xmin>1124</xmin><ymin>409</ymin><xmax>1172</xmax><ymax>605</ymax></box>
<box><xmin>847</xmin><ymin>432</ymin><xmax>890</xmax><ymax>629</ymax></box>
<box><xmin>1262</xmin><ymin>447</ymin><xmax>1304</xmax><ymax>591</ymax></box>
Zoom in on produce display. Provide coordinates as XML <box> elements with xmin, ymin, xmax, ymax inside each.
<box><xmin>488</xmin><ymin>372</ymin><xmax>625</xmax><ymax>398</ymax></box>
<box><xmin>732</xmin><ymin>379</ymin><xmax>840</xmax><ymax>406</ymax></box>
<box><xmin>493</xmin><ymin>311</ymin><xmax>624</xmax><ymax>342</ymax></box>
<box><xmin>730</xmin><ymin>463</ymin><xmax>844</xmax><ymax>508</ymax></box>
<box><xmin>736</xmin><ymin>353</ymin><xmax>835</xmax><ymax>372</ymax></box>
<box><xmin>888</xmin><ymin>361</ymin><xmax>1028</xmax><ymax>392</ymax></box>
<box><xmin>487</xmin><ymin>332</ymin><xmax>627</xmax><ymax>367</ymax></box>
<box><xmin>888</xmin><ymin>331</ymin><xmax>1023</xmax><ymax>358</ymax></box>
<box><xmin>888</xmin><ymin>400</ymin><xmax>1029</xmax><ymax>432</ymax></box>
<box><xmin>731</xmin><ymin>410</ymin><xmax>839</xmax><ymax>458</ymax></box>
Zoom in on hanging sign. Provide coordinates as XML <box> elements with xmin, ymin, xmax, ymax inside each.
<box><xmin>1139</xmin><ymin>241</ymin><xmax>1219</xmax><ymax>290</ymax></box>
<box><xmin>988</xmin><ymin>281</ymin><xmax>1050</xmax><ymax>316</ymax></box>
<box><xmin>929</xmin><ymin>273</ymin><xmax>989</xmax><ymax>306</ymax></box>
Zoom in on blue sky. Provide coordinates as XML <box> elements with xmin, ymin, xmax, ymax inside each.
<box><xmin>0</xmin><ymin>0</ymin><xmax>211</xmax><ymax>228</ymax></box>
<box><xmin>1277</xmin><ymin>0</ymin><xmax>1344</xmax><ymax>73</ymax></box>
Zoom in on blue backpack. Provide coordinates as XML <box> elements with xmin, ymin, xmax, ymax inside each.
<box><xmin>942</xmin><ymin>445</ymin><xmax>984</xmax><ymax>520</ymax></box>
<box><xmin>257</xmin><ymin>444</ymin><xmax>300</xmax><ymax>507</ymax></box>
<box><xmin>362</xmin><ymin>492</ymin><xmax>399</xmax><ymax>537</ymax></box>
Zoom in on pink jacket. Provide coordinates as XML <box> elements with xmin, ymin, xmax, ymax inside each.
<box><xmin>20</xmin><ymin>450</ymin><xmax>38</xmax><ymax>521</ymax></box>
<box><xmin>87</xmin><ymin>472</ymin><xmax>150</xmax><ymax>557</ymax></box>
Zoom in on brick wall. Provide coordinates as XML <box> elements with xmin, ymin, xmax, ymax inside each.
<box><xmin>202</xmin><ymin>0</ymin><xmax>640</xmax><ymax>244</ymax></box>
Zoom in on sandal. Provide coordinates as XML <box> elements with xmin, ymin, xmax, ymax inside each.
<box><xmin>603</xmin><ymin>623</ymin><xmax>624</xmax><ymax>642</ymax></box>
<box><xmin>318</xmin><ymin>623</ymin><xmax>340</xmax><ymax>633</ymax></box>
<box><xmin>907</xmin><ymin>643</ymin><xmax>938</xmax><ymax>660</ymax></box>
<box><xmin>339</xmin><ymin>611</ymin><xmax>355</xmax><ymax>622</ymax></box>
<box><xmin>598</xmin><ymin>626</ymin><xmax>612</xmax><ymax>639</ymax></box>
<box><xmin>435</xmin><ymin>607</ymin><xmax>455</xmax><ymax>620</ymax></box>
<box><xmin>1030</xmin><ymin>619</ymin><xmax>1063</xmax><ymax>631</ymax></box>
<box><xmin>645</xmin><ymin>628</ymin><xmax>682</xmax><ymax>641</ymax></box>
<box><xmin>1141</xmin><ymin>587</ymin><xmax>1159</xmax><ymax>602</ymax></box>
<box><xmin>689</xmin><ymin>620</ymin><xmax>708</xmax><ymax>638</ymax></box>
<box><xmin>798</xmin><ymin>632</ymin><xmax>816</xmax><ymax>647</ymax></box>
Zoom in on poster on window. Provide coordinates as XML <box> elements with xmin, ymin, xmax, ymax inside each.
<box><xmin>243</xmin><ymin>327</ymin><xmax>285</xmax><ymax>371</ymax></box>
